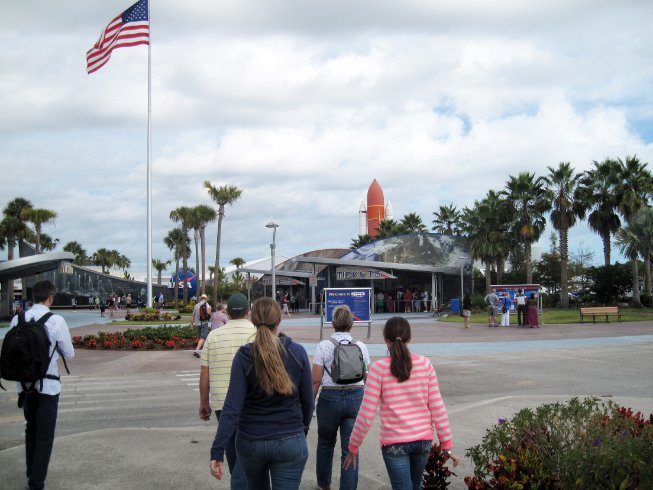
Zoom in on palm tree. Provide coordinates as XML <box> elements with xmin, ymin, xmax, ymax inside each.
<box><xmin>152</xmin><ymin>258</ymin><xmax>171</xmax><ymax>285</ymax></box>
<box><xmin>461</xmin><ymin>191</ymin><xmax>510</xmax><ymax>293</ymax></box>
<box><xmin>577</xmin><ymin>159</ymin><xmax>621</xmax><ymax>266</ymax></box>
<box><xmin>204</xmin><ymin>181</ymin><xmax>243</xmax><ymax>305</ymax></box>
<box><xmin>503</xmin><ymin>172</ymin><xmax>551</xmax><ymax>284</ymax></box>
<box><xmin>39</xmin><ymin>233</ymin><xmax>59</xmax><ymax>252</ymax></box>
<box><xmin>193</xmin><ymin>204</ymin><xmax>216</xmax><ymax>295</ymax></box>
<box><xmin>432</xmin><ymin>204</ymin><xmax>462</xmax><ymax>235</ymax></box>
<box><xmin>230</xmin><ymin>257</ymin><xmax>246</xmax><ymax>268</ymax></box>
<box><xmin>400</xmin><ymin>212</ymin><xmax>427</xmax><ymax>233</ymax></box>
<box><xmin>1</xmin><ymin>198</ymin><xmax>32</xmax><ymax>260</ymax></box>
<box><xmin>21</xmin><ymin>207</ymin><xmax>57</xmax><ymax>254</ymax></box>
<box><xmin>170</xmin><ymin>206</ymin><xmax>194</xmax><ymax>303</ymax></box>
<box><xmin>63</xmin><ymin>241</ymin><xmax>88</xmax><ymax>265</ymax></box>
<box><xmin>376</xmin><ymin>219</ymin><xmax>407</xmax><ymax>239</ymax></box>
<box><xmin>208</xmin><ymin>265</ymin><xmax>216</xmax><ymax>287</ymax></box>
<box><xmin>350</xmin><ymin>234</ymin><xmax>374</xmax><ymax>249</ymax></box>
<box><xmin>93</xmin><ymin>248</ymin><xmax>114</xmax><ymax>274</ymax></box>
<box><xmin>164</xmin><ymin>228</ymin><xmax>190</xmax><ymax>302</ymax></box>
<box><xmin>613</xmin><ymin>155</ymin><xmax>653</xmax><ymax>306</ymax></box>
<box><xmin>615</xmin><ymin>207</ymin><xmax>653</xmax><ymax>299</ymax></box>
<box><xmin>544</xmin><ymin>162</ymin><xmax>584</xmax><ymax>308</ymax></box>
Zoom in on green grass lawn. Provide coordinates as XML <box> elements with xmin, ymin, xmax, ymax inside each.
<box><xmin>439</xmin><ymin>307</ymin><xmax>653</xmax><ymax>324</ymax></box>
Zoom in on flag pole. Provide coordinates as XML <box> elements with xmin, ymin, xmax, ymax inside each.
<box><xmin>146</xmin><ymin>0</ymin><xmax>153</xmax><ymax>307</ymax></box>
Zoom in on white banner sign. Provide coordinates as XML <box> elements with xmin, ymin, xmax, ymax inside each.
<box><xmin>335</xmin><ymin>267</ymin><xmax>397</xmax><ymax>281</ymax></box>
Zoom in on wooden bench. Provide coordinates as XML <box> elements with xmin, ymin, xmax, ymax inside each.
<box><xmin>579</xmin><ymin>306</ymin><xmax>622</xmax><ymax>324</ymax></box>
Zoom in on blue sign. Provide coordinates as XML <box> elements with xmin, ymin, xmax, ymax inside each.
<box><xmin>324</xmin><ymin>288</ymin><xmax>372</xmax><ymax>323</ymax></box>
<box><xmin>169</xmin><ymin>271</ymin><xmax>198</xmax><ymax>299</ymax></box>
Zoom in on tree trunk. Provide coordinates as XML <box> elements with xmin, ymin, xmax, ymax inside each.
<box><xmin>601</xmin><ymin>232</ymin><xmax>611</xmax><ymax>266</ymax></box>
<box><xmin>200</xmin><ymin>226</ymin><xmax>206</xmax><ymax>295</ymax></box>
<box><xmin>213</xmin><ymin>208</ymin><xmax>224</xmax><ymax>306</ymax></box>
<box><xmin>182</xmin><ymin>252</ymin><xmax>189</xmax><ymax>304</ymax></box>
<box><xmin>484</xmin><ymin>261</ymin><xmax>492</xmax><ymax>294</ymax></box>
<box><xmin>525</xmin><ymin>241</ymin><xmax>533</xmax><ymax>284</ymax></box>
<box><xmin>496</xmin><ymin>257</ymin><xmax>504</xmax><ymax>284</ymax></box>
<box><xmin>631</xmin><ymin>260</ymin><xmax>641</xmax><ymax>307</ymax></box>
<box><xmin>560</xmin><ymin>222</ymin><xmax>569</xmax><ymax>308</ymax></box>
<box><xmin>174</xmin><ymin>258</ymin><xmax>180</xmax><ymax>303</ymax></box>
<box><xmin>645</xmin><ymin>253</ymin><xmax>652</xmax><ymax>298</ymax></box>
<box><xmin>194</xmin><ymin>229</ymin><xmax>200</xmax><ymax>294</ymax></box>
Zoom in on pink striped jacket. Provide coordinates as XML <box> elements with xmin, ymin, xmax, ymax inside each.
<box><xmin>348</xmin><ymin>353</ymin><xmax>453</xmax><ymax>453</ymax></box>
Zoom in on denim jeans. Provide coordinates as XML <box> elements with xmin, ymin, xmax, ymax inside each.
<box><xmin>216</xmin><ymin>410</ymin><xmax>247</xmax><ymax>489</ymax></box>
<box><xmin>381</xmin><ymin>440</ymin><xmax>432</xmax><ymax>490</ymax></box>
<box><xmin>23</xmin><ymin>392</ymin><xmax>59</xmax><ymax>490</ymax></box>
<box><xmin>236</xmin><ymin>431</ymin><xmax>308</xmax><ymax>490</ymax></box>
<box><xmin>316</xmin><ymin>387</ymin><xmax>364</xmax><ymax>490</ymax></box>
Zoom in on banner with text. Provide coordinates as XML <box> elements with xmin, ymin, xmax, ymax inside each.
<box><xmin>335</xmin><ymin>267</ymin><xmax>397</xmax><ymax>281</ymax></box>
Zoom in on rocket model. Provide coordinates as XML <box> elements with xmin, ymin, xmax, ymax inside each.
<box><xmin>358</xmin><ymin>179</ymin><xmax>393</xmax><ymax>239</ymax></box>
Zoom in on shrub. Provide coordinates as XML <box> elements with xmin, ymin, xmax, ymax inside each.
<box><xmin>124</xmin><ymin>308</ymin><xmax>181</xmax><ymax>322</ymax></box>
<box><xmin>464</xmin><ymin>397</ymin><xmax>653</xmax><ymax>489</ymax></box>
<box><xmin>422</xmin><ymin>444</ymin><xmax>456</xmax><ymax>489</ymax></box>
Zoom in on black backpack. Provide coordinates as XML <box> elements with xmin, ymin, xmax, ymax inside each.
<box><xmin>0</xmin><ymin>312</ymin><xmax>70</xmax><ymax>392</ymax></box>
<box><xmin>324</xmin><ymin>339</ymin><xmax>366</xmax><ymax>384</ymax></box>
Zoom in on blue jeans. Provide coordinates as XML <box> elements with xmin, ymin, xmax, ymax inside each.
<box><xmin>236</xmin><ymin>431</ymin><xmax>308</xmax><ymax>490</ymax></box>
<box><xmin>216</xmin><ymin>410</ymin><xmax>247</xmax><ymax>489</ymax></box>
<box><xmin>316</xmin><ymin>387</ymin><xmax>364</xmax><ymax>490</ymax></box>
<box><xmin>23</xmin><ymin>392</ymin><xmax>59</xmax><ymax>490</ymax></box>
<box><xmin>381</xmin><ymin>440</ymin><xmax>432</xmax><ymax>490</ymax></box>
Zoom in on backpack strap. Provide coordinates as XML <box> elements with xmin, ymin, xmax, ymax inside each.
<box><xmin>323</xmin><ymin>338</ymin><xmax>349</xmax><ymax>379</ymax></box>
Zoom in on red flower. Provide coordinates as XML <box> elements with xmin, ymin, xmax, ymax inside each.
<box><xmin>165</xmin><ymin>340</ymin><xmax>176</xmax><ymax>349</ymax></box>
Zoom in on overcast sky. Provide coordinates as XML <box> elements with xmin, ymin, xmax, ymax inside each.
<box><xmin>1</xmin><ymin>0</ymin><xmax>652</xmax><ymax>275</ymax></box>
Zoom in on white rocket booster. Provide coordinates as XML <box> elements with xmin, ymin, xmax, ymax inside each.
<box><xmin>385</xmin><ymin>201</ymin><xmax>393</xmax><ymax>221</ymax></box>
<box><xmin>359</xmin><ymin>201</ymin><xmax>367</xmax><ymax>236</ymax></box>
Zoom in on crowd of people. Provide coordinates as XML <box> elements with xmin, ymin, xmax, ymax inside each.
<box><xmin>484</xmin><ymin>288</ymin><xmax>540</xmax><ymax>328</ymax></box>
<box><xmin>197</xmin><ymin>294</ymin><xmax>459</xmax><ymax>490</ymax></box>
<box><xmin>374</xmin><ymin>288</ymin><xmax>433</xmax><ymax>314</ymax></box>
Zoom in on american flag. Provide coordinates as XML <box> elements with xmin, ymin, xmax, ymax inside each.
<box><xmin>86</xmin><ymin>0</ymin><xmax>149</xmax><ymax>74</ymax></box>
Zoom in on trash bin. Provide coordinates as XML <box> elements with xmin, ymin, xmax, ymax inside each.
<box><xmin>450</xmin><ymin>298</ymin><xmax>460</xmax><ymax>314</ymax></box>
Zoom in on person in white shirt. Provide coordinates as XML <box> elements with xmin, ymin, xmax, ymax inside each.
<box><xmin>312</xmin><ymin>305</ymin><xmax>371</xmax><ymax>490</ymax></box>
<box><xmin>10</xmin><ymin>280</ymin><xmax>75</xmax><ymax>490</ymax></box>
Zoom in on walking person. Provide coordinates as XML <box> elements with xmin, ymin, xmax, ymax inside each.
<box><xmin>8</xmin><ymin>281</ymin><xmax>75</xmax><ymax>490</ymax></box>
<box><xmin>343</xmin><ymin>317</ymin><xmax>460</xmax><ymax>490</ymax></box>
<box><xmin>515</xmin><ymin>289</ymin><xmax>527</xmax><ymax>327</ymax></box>
<box><xmin>484</xmin><ymin>288</ymin><xmax>499</xmax><ymax>327</ymax></box>
<box><xmin>500</xmin><ymin>292</ymin><xmax>512</xmax><ymax>327</ymax></box>
<box><xmin>312</xmin><ymin>305</ymin><xmax>371</xmax><ymax>490</ymax></box>
<box><xmin>526</xmin><ymin>292</ymin><xmax>539</xmax><ymax>328</ymax></box>
<box><xmin>192</xmin><ymin>294</ymin><xmax>211</xmax><ymax>358</ymax></box>
<box><xmin>209</xmin><ymin>303</ymin><xmax>228</xmax><ymax>330</ymax></box>
<box><xmin>462</xmin><ymin>294</ymin><xmax>472</xmax><ymax>328</ymax></box>
<box><xmin>199</xmin><ymin>293</ymin><xmax>256</xmax><ymax>488</ymax></box>
<box><xmin>210</xmin><ymin>297</ymin><xmax>314</xmax><ymax>489</ymax></box>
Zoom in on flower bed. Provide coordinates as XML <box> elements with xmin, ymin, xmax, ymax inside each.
<box><xmin>124</xmin><ymin>308</ymin><xmax>182</xmax><ymax>322</ymax></box>
<box><xmin>72</xmin><ymin>325</ymin><xmax>198</xmax><ymax>351</ymax></box>
<box><xmin>464</xmin><ymin>397</ymin><xmax>653</xmax><ymax>489</ymax></box>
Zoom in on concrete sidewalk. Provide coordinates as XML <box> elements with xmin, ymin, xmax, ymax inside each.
<box><xmin>1</xmin><ymin>313</ymin><xmax>651</xmax><ymax>489</ymax></box>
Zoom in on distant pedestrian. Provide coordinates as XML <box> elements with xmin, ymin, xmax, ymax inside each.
<box><xmin>8</xmin><ymin>280</ymin><xmax>75</xmax><ymax>490</ymax></box>
<box><xmin>192</xmin><ymin>294</ymin><xmax>211</xmax><ymax>358</ymax></box>
<box><xmin>500</xmin><ymin>292</ymin><xmax>512</xmax><ymax>327</ymax></box>
<box><xmin>526</xmin><ymin>293</ymin><xmax>539</xmax><ymax>328</ymax></box>
<box><xmin>282</xmin><ymin>291</ymin><xmax>291</xmax><ymax>315</ymax></box>
<box><xmin>343</xmin><ymin>317</ymin><xmax>460</xmax><ymax>489</ymax></box>
<box><xmin>462</xmin><ymin>294</ymin><xmax>472</xmax><ymax>328</ymax></box>
<box><xmin>210</xmin><ymin>297</ymin><xmax>313</xmax><ymax>489</ymax></box>
<box><xmin>312</xmin><ymin>305</ymin><xmax>370</xmax><ymax>490</ymax></box>
<box><xmin>515</xmin><ymin>289</ymin><xmax>527</xmax><ymax>327</ymax></box>
<box><xmin>484</xmin><ymin>288</ymin><xmax>499</xmax><ymax>327</ymax></box>
<box><xmin>210</xmin><ymin>304</ymin><xmax>228</xmax><ymax>330</ymax></box>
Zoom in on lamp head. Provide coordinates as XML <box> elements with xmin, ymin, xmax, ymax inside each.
<box><xmin>265</xmin><ymin>221</ymin><xmax>279</xmax><ymax>229</ymax></box>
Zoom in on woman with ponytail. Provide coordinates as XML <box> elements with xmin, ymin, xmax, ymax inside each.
<box><xmin>343</xmin><ymin>317</ymin><xmax>460</xmax><ymax>490</ymax></box>
<box><xmin>210</xmin><ymin>297</ymin><xmax>314</xmax><ymax>489</ymax></box>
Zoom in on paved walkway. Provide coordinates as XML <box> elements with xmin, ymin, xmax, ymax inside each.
<box><xmin>0</xmin><ymin>310</ymin><xmax>651</xmax><ymax>489</ymax></box>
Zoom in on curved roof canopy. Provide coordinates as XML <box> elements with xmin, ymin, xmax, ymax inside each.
<box><xmin>0</xmin><ymin>252</ymin><xmax>74</xmax><ymax>281</ymax></box>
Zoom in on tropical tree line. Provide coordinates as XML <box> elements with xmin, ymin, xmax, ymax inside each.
<box><xmin>350</xmin><ymin>156</ymin><xmax>653</xmax><ymax>308</ymax></box>
<box><xmin>163</xmin><ymin>181</ymin><xmax>243</xmax><ymax>305</ymax></box>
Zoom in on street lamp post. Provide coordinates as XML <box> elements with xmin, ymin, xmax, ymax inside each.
<box><xmin>457</xmin><ymin>256</ymin><xmax>467</xmax><ymax>304</ymax></box>
<box><xmin>266</xmin><ymin>222</ymin><xmax>279</xmax><ymax>300</ymax></box>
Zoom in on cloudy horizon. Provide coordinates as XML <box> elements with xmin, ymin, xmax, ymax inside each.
<box><xmin>1</xmin><ymin>0</ymin><xmax>652</xmax><ymax>276</ymax></box>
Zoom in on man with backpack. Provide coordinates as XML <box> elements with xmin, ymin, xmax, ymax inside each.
<box><xmin>311</xmin><ymin>305</ymin><xmax>370</xmax><ymax>490</ymax></box>
<box><xmin>192</xmin><ymin>294</ymin><xmax>211</xmax><ymax>358</ymax></box>
<box><xmin>1</xmin><ymin>280</ymin><xmax>74</xmax><ymax>490</ymax></box>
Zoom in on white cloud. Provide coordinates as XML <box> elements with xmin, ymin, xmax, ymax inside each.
<box><xmin>1</xmin><ymin>0</ymin><xmax>652</xmax><ymax>275</ymax></box>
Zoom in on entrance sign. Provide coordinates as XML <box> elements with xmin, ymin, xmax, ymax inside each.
<box><xmin>321</xmin><ymin>288</ymin><xmax>372</xmax><ymax>340</ymax></box>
